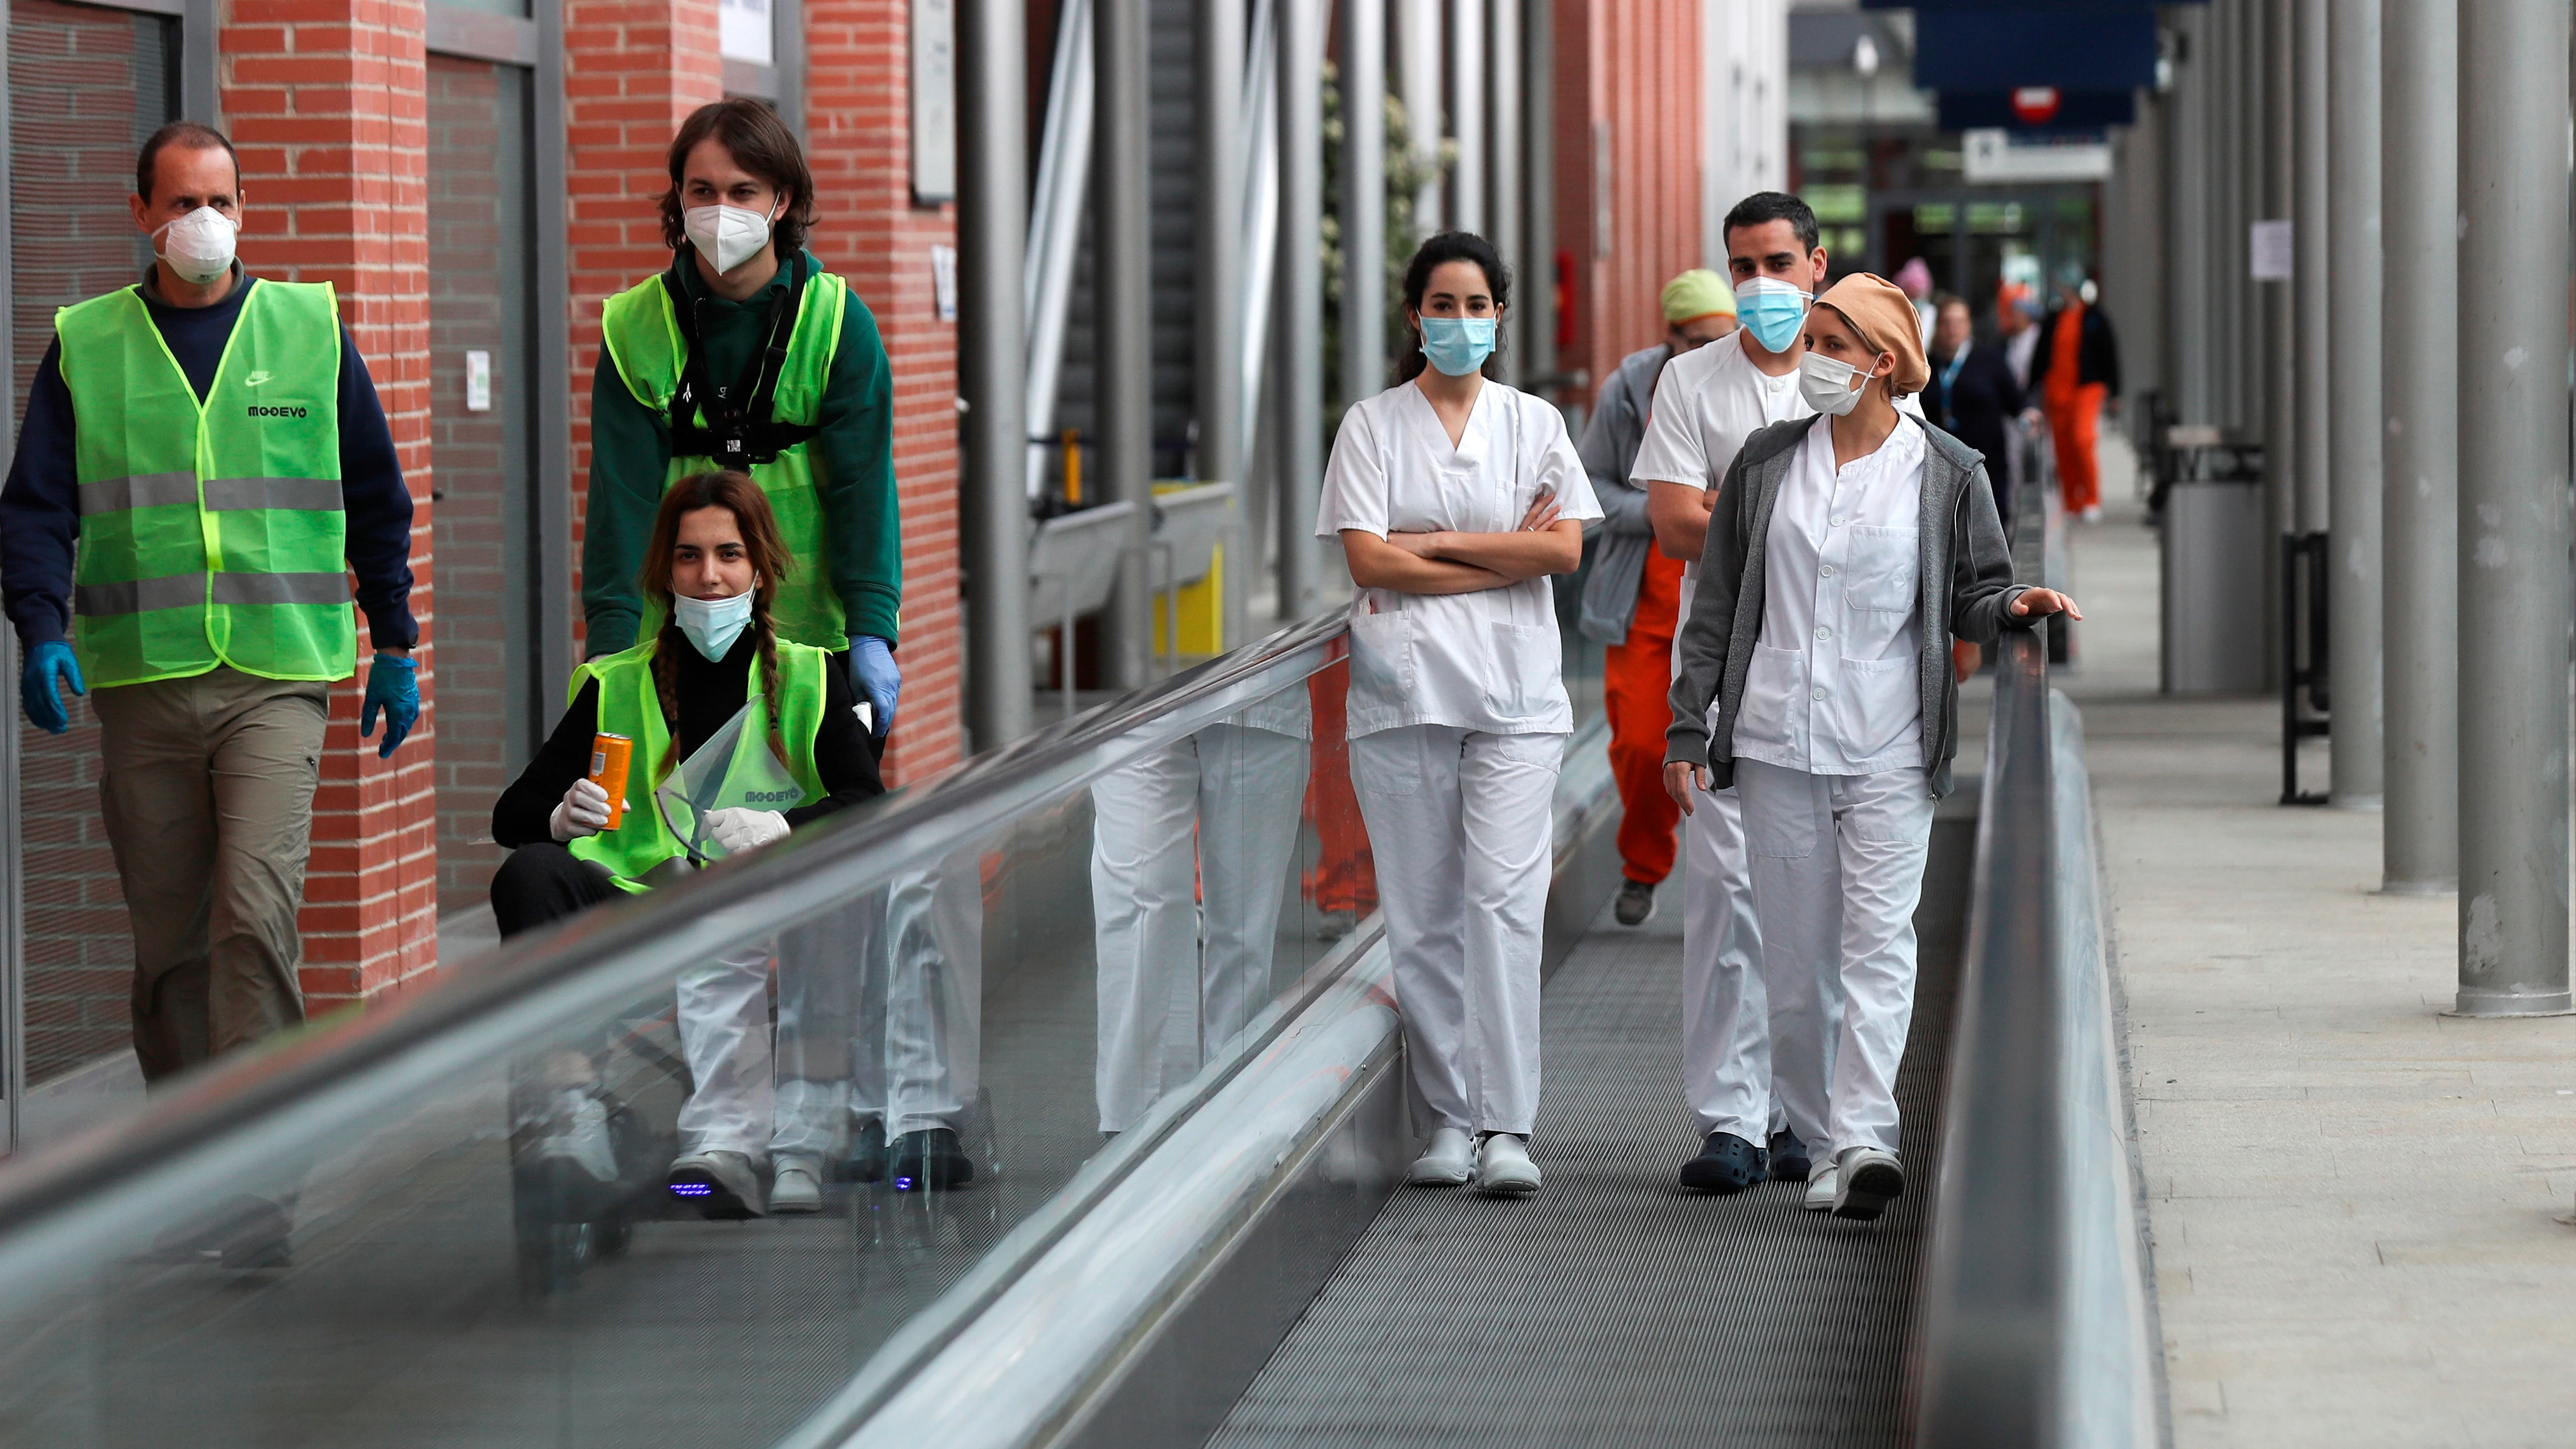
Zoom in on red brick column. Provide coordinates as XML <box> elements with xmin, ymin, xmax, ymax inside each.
<box><xmin>804</xmin><ymin>0</ymin><xmax>964</xmax><ymax>786</ymax></box>
<box><xmin>563</xmin><ymin>0</ymin><xmax>724</xmax><ymax>658</ymax></box>
<box><xmin>224</xmin><ymin>0</ymin><xmax>439</xmax><ymax>1006</ymax></box>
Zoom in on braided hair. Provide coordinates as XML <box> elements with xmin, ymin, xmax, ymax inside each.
<box><xmin>636</xmin><ymin>468</ymin><xmax>795</xmax><ymax>775</ymax></box>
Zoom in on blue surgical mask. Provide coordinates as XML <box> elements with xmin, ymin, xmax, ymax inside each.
<box><xmin>674</xmin><ymin>589</ymin><xmax>756</xmax><ymax>661</ymax></box>
<box><xmin>1417</xmin><ymin>316</ymin><xmax>1497</xmax><ymax>377</ymax></box>
<box><xmin>1735</xmin><ymin>276</ymin><xmax>1810</xmax><ymax>354</ymax></box>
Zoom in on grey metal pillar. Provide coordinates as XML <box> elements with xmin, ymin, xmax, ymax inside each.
<box><xmin>1397</xmin><ymin>0</ymin><xmax>1442</xmax><ymax>235</ymax></box>
<box><xmin>958</xmin><ymin>0</ymin><xmax>1033</xmax><ymax>748</ymax></box>
<box><xmin>1522</xmin><ymin>0</ymin><xmax>1555</xmax><ymax>396</ymax></box>
<box><xmin>1274</xmin><ymin>0</ymin><xmax>1324</xmax><ymax>619</ymax></box>
<box><xmin>1446</xmin><ymin>0</ymin><xmax>1483</xmax><ymax>234</ymax></box>
<box><xmin>2293</xmin><ymin>0</ymin><xmax>2330</xmax><ymax>532</ymax></box>
<box><xmin>2326</xmin><ymin>0</ymin><xmax>2383</xmax><ymax>810</ymax></box>
<box><xmin>1196</xmin><ymin>0</ymin><xmax>1248</xmax><ymax>649</ymax></box>
<box><xmin>1484</xmin><ymin>0</ymin><xmax>1522</xmax><ymax>383</ymax></box>
<box><xmin>2454</xmin><ymin>0</ymin><xmax>2571</xmax><ymax>1014</ymax></box>
<box><xmin>2262</xmin><ymin>0</ymin><xmax>2296</xmax><ymax>687</ymax></box>
<box><xmin>2379</xmin><ymin>0</ymin><xmax>2458</xmax><ymax>892</ymax></box>
<box><xmin>1340</xmin><ymin>0</ymin><xmax>1387</xmax><ymax>410</ymax></box>
<box><xmin>1096</xmin><ymin>0</ymin><xmax>1154</xmax><ymax>688</ymax></box>
<box><xmin>2160</xmin><ymin>2</ymin><xmax>2211</xmax><ymax>424</ymax></box>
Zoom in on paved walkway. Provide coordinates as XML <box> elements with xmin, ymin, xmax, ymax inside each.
<box><xmin>2071</xmin><ymin>475</ymin><xmax>2576</xmax><ymax>1447</ymax></box>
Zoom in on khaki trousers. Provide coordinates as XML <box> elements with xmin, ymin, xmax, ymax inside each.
<box><xmin>93</xmin><ymin>667</ymin><xmax>329</xmax><ymax>1081</ymax></box>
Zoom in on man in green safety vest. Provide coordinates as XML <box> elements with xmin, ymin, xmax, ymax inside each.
<box><xmin>584</xmin><ymin>98</ymin><xmax>905</xmax><ymax>744</ymax></box>
<box><xmin>0</xmin><ymin>122</ymin><xmax>421</xmax><ymax>1084</ymax></box>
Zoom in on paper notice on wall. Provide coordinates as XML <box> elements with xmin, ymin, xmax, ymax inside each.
<box><xmin>2249</xmin><ymin>219</ymin><xmax>2294</xmax><ymax>280</ymax></box>
<box><xmin>930</xmin><ymin>244</ymin><xmax>958</xmax><ymax>323</ymax></box>
<box><xmin>465</xmin><ymin>350</ymin><xmax>491</xmax><ymax>412</ymax></box>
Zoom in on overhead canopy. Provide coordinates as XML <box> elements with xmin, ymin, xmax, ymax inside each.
<box><xmin>1902</xmin><ymin>7</ymin><xmax>2162</xmax><ymax>93</ymax></box>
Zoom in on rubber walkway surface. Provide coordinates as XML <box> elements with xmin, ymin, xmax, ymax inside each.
<box><xmin>1210</xmin><ymin>814</ymin><xmax>1970</xmax><ymax>1449</ymax></box>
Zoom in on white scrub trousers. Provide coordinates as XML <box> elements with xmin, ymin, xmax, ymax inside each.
<box><xmin>1679</xmin><ymin>784</ymin><xmax>1840</xmax><ymax>1149</ymax></box>
<box><xmin>674</xmin><ymin>938</ymin><xmax>787</xmax><ymax>1161</ymax></box>
<box><xmin>1732</xmin><ymin>758</ymin><xmax>1936</xmax><ymax>1158</ymax></box>
<box><xmin>1351</xmin><ymin>724</ymin><xmax>1564</xmax><ymax>1138</ymax></box>
<box><xmin>1092</xmin><ymin>724</ymin><xmax>1311</xmax><ymax>1132</ymax></box>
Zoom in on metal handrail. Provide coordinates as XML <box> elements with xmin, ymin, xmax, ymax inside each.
<box><xmin>0</xmin><ymin>608</ymin><xmax>1354</xmax><ymax>1253</ymax></box>
<box><xmin>1915</xmin><ymin>627</ymin><xmax>2157</xmax><ymax>1448</ymax></box>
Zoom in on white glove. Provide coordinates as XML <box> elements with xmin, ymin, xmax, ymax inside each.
<box><xmin>550</xmin><ymin>777</ymin><xmax>617</xmax><ymax>842</ymax></box>
<box><xmin>704</xmin><ymin>807</ymin><xmax>790</xmax><ymax>854</ymax></box>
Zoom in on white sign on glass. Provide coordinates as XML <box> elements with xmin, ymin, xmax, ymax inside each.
<box><xmin>720</xmin><ymin>0</ymin><xmax>773</xmax><ymax>67</ymax></box>
<box><xmin>2249</xmin><ymin>219</ymin><xmax>2294</xmax><ymax>280</ymax></box>
<box><xmin>911</xmin><ymin>0</ymin><xmax>957</xmax><ymax>203</ymax></box>
<box><xmin>1961</xmin><ymin>129</ymin><xmax>2112</xmax><ymax>185</ymax></box>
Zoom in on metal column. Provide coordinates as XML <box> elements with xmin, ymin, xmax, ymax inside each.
<box><xmin>2262</xmin><ymin>0</ymin><xmax>2296</xmax><ymax>685</ymax></box>
<box><xmin>958</xmin><ymin>0</ymin><xmax>1033</xmax><ymax>748</ymax></box>
<box><xmin>1446</xmin><ymin>0</ymin><xmax>1484</xmax><ymax>234</ymax></box>
<box><xmin>2454</xmin><ymin>0</ymin><xmax>2571</xmax><ymax>1014</ymax></box>
<box><xmin>1274</xmin><ymin>0</ymin><xmax>1324</xmax><ymax>618</ymax></box>
<box><xmin>1341</xmin><ymin>0</ymin><xmax>1388</xmax><ymax>413</ymax></box>
<box><xmin>1397</xmin><ymin>0</ymin><xmax>1442</xmax><ymax>235</ymax></box>
<box><xmin>2325</xmin><ymin>0</ymin><xmax>2383</xmax><ymax>810</ymax></box>
<box><xmin>1096</xmin><ymin>0</ymin><xmax>1153</xmax><ymax>688</ymax></box>
<box><xmin>2293</xmin><ymin>0</ymin><xmax>2329</xmax><ymax>533</ymax></box>
<box><xmin>1484</xmin><ymin>0</ymin><xmax>1522</xmax><ymax>383</ymax></box>
<box><xmin>1197</xmin><ymin>0</ymin><xmax>1249</xmax><ymax>649</ymax></box>
<box><xmin>2160</xmin><ymin>3</ymin><xmax>2211</xmax><ymax>425</ymax></box>
<box><xmin>2379</xmin><ymin>0</ymin><xmax>2458</xmax><ymax>892</ymax></box>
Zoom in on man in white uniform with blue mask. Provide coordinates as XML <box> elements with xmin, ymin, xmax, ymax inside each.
<box><xmin>1633</xmin><ymin>192</ymin><xmax>1911</xmax><ymax>1196</ymax></box>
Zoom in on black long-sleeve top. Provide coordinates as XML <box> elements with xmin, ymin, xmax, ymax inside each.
<box><xmin>491</xmin><ymin>631</ymin><xmax>882</xmax><ymax>849</ymax></box>
<box><xmin>1926</xmin><ymin>340</ymin><xmax>2026</xmax><ymax>522</ymax></box>
<box><xmin>0</xmin><ymin>268</ymin><xmax>418</xmax><ymax>650</ymax></box>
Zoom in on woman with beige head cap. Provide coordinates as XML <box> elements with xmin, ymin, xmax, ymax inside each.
<box><xmin>1658</xmin><ymin>273</ymin><xmax>2079</xmax><ymax>1222</ymax></box>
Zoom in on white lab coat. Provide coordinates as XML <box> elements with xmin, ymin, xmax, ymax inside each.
<box><xmin>1091</xmin><ymin>697</ymin><xmax>1312</xmax><ymax>1132</ymax></box>
<box><xmin>1315</xmin><ymin>379</ymin><xmax>1600</xmax><ymax>1138</ymax></box>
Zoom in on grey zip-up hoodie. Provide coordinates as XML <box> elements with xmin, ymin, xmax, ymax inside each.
<box><xmin>1663</xmin><ymin>413</ymin><xmax>2035</xmax><ymax>799</ymax></box>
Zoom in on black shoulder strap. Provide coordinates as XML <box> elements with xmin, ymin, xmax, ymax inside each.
<box><xmin>660</xmin><ymin>252</ymin><xmax>822</xmax><ymax>469</ymax></box>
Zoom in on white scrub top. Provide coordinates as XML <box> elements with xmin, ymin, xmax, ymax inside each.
<box><xmin>1315</xmin><ymin>379</ymin><xmax>1602</xmax><ymax>739</ymax></box>
<box><xmin>1729</xmin><ymin>415</ymin><xmax>1928</xmax><ymax>777</ymax></box>
<box><xmin>1627</xmin><ymin>330</ymin><xmax>1811</xmax><ymax>638</ymax></box>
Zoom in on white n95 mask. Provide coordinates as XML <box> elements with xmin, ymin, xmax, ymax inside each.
<box><xmin>154</xmin><ymin>206</ymin><xmax>238</xmax><ymax>286</ymax></box>
<box><xmin>1797</xmin><ymin>351</ymin><xmax>1884</xmax><ymax>418</ymax></box>
<box><xmin>684</xmin><ymin>201</ymin><xmax>782</xmax><ymax>274</ymax></box>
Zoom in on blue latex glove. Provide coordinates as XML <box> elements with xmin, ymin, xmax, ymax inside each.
<box><xmin>361</xmin><ymin>652</ymin><xmax>419</xmax><ymax>759</ymax></box>
<box><xmin>848</xmin><ymin>635</ymin><xmax>900</xmax><ymax>738</ymax></box>
<box><xmin>19</xmin><ymin>640</ymin><xmax>84</xmax><ymax>734</ymax></box>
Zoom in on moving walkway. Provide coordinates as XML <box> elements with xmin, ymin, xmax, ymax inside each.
<box><xmin>0</xmin><ymin>596</ymin><xmax>2151</xmax><ymax>1449</ymax></box>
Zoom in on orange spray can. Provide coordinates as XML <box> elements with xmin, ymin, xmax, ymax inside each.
<box><xmin>588</xmin><ymin>733</ymin><xmax>633</xmax><ymax>830</ymax></box>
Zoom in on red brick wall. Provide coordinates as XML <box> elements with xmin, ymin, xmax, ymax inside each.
<box><xmin>1553</xmin><ymin>0</ymin><xmax>1702</xmax><ymax>412</ymax></box>
<box><xmin>562</xmin><ymin>0</ymin><xmax>724</xmax><ymax>663</ymax></box>
<box><xmin>225</xmin><ymin>0</ymin><xmax>439</xmax><ymax>1007</ymax></box>
<box><xmin>804</xmin><ymin>0</ymin><xmax>963</xmax><ymax>786</ymax></box>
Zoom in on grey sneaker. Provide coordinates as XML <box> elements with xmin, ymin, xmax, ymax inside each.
<box><xmin>770</xmin><ymin>1156</ymin><xmax>823</xmax><ymax>1214</ymax></box>
<box><xmin>668</xmin><ymin>1150</ymin><xmax>765</xmax><ymax>1219</ymax></box>
<box><xmin>1830</xmin><ymin>1146</ymin><xmax>1904</xmax><ymax>1222</ymax></box>
<box><xmin>1614</xmin><ymin>878</ymin><xmax>1657</xmax><ymax>926</ymax></box>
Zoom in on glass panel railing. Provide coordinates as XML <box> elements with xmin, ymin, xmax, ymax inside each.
<box><xmin>0</xmin><ymin>615</ymin><xmax>1362</xmax><ymax>1449</ymax></box>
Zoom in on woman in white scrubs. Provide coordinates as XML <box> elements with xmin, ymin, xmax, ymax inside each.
<box><xmin>1662</xmin><ymin>274</ymin><xmax>2079</xmax><ymax>1222</ymax></box>
<box><xmin>1313</xmin><ymin>232</ymin><xmax>1601</xmax><ymax>1197</ymax></box>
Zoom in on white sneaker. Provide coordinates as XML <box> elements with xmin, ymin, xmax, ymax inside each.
<box><xmin>770</xmin><ymin>1157</ymin><xmax>823</xmax><ymax>1214</ymax></box>
<box><xmin>2079</xmin><ymin>504</ymin><xmax>2103</xmax><ymax>523</ymax></box>
<box><xmin>1409</xmin><ymin>1127</ymin><xmax>1474</xmax><ymax>1185</ymax></box>
<box><xmin>1803</xmin><ymin>1158</ymin><xmax>1838</xmax><ymax>1212</ymax></box>
<box><xmin>1474</xmin><ymin>1133</ymin><xmax>1541</xmax><ymax>1197</ymax></box>
<box><xmin>1831</xmin><ymin>1146</ymin><xmax>1905</xmax><ymax>1221</ymax></box>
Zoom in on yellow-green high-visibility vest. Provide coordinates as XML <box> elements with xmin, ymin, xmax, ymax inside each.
<box><xmin>565</xmin><ymin>637</ymin><xmax>830</xmax><ymax>892</ymax></box>
<box><xmin>598</xmin><ymin>263</ymin><xmax>850</xmax><ymax>648</ymax></box>
<box><xmin>53</xmin><ymin>278</ymin><xmax>354</xmax><ymax>687</ymax></box>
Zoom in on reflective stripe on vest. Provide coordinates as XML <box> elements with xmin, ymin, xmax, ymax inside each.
<box><xmin>53</xmin><ymin>279</ymin><xmax>352</xmax><ymax>687</ymax></box>
<box><xmin>564</xmin><ymin>637</ymin><xmax>831</xmax><ymax>892</ymax></box>
<box><xmin>599</xmin><ymin>265</ymin><xmax>851</xmax><ymax>648</ymax></box>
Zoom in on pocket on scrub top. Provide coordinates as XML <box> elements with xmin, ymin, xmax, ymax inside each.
<box><xmin>1480</xmin><ymin>620</ymin><xmax>1559</xmax><ymax>721</ymax></box>
<box><xmin>1731</xmin><ymin>644</ymin><xmax>1804</xmax><ymax>749</ymax></box>
<box><xmin>1348</xmin><ymin>609</ymin><xmax>1415</xmax><ymax>701</ymax></box>
<box><xmin>1831</xmin><ymin>653</ymin><xmax>1922</xmax><ymax>764</ymax></box>
<box><xmin>1843</xmin><ymin>525</ymin><xmax>1920</xmax><ymax>613</ymax></box>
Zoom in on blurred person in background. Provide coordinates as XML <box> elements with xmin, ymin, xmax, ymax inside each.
<box><xmin>584</xmin><ymin>99</ymin><xmax>905</xmax><ymax>743</ymax></box>
<box><xmin>2029</xmin><ymin>267</ymin><xmax>2121</xmax><ymax>523</ymax></box>
<box><xmin>1893</xmin><ymin>257</ymin><xmax>1938</xmax><ymax>350</ymax></box>
<box><xmin>1997</xmin><ymin>282</ymin><xmax>2042</xmax><ymax>392</ymax></box>
<box><xmin>1578</xmin><ymin>268</ymin><xmax>1737</xmax><ymax>930</ymax></box>
<box><xmin>0</xmin><ymin>121</ymin><xmax>419</xmax><ymax>1090</ymax></box>
<box><xmin>1925</xmin><ymin>292</ymin><xmax>2024</xmax><ymax>526</ymax></box>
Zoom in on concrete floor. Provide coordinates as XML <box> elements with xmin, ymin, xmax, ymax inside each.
<box><xmin>2068</xmin><ymin>462</ymin><xmax>2576</xmax><ymax>1447</ymax></box>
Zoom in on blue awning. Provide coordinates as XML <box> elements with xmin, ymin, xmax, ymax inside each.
<box><xmin>1907</xmin><ymin>7</ymin><xmax>2161</xmax><ymax>92</ymax></box>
